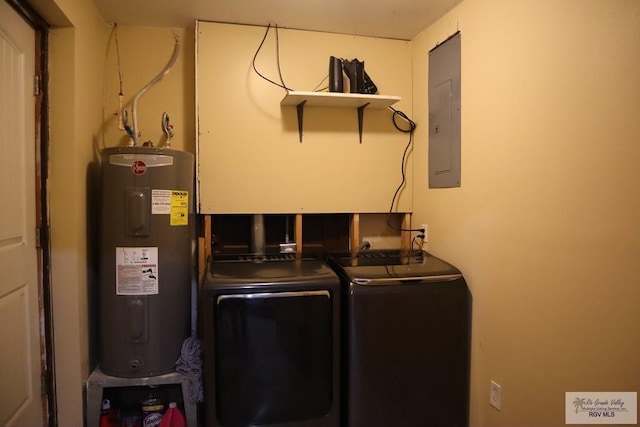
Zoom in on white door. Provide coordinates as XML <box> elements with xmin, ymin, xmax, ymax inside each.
<box><xmin>0</xmin><ymin>1</ymin><xmax>44</xmax><ymax>426</ymax></box>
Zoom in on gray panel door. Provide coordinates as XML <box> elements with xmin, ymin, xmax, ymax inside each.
<box><xmin>429</xmin><ymin>32</ymin><xmax>461</xmax><ymax>188</ymax></box>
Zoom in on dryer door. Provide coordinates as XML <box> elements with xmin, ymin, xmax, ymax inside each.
<box><xmin>214</xmin><ymin>290</ymin><xmax>333</xmax><ymax>426</ymax></box>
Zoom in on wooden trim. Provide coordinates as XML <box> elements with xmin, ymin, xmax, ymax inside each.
<box><xmin>204</xmin><ymin>215</ymin><xmax>212</xmax><ymax>260</ymax></box>
<box><xmin>295</xmin><ymin>214</ymin><xmax>303</xmax><ymax>256</ymax></box>
<box><xmin>197</xmin><ymin>236</ymin><xmax>206</xmax><ymax>283</ymax></box>
<box><xmin>199</xmin><ymin>215</ymin><xmax>211</xmax><ymax>280</ymax></box>
<box><xmin>401</xmin><ymin>213</ymin><xmax>411</xmax><ymax>250</ymax></box>
<box><xmin>350</xmin><ymin>213</ymin><xmax>360</xmax><ymax>254</ymax></box>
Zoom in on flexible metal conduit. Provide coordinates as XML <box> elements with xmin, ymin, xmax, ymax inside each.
<box><xmin>130</xmin><ymin>37</ymin><xmax>181</xmax><ymax>146</ymax></box>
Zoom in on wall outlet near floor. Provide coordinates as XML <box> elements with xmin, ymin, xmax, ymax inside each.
<box><xmin>421</xmin><ymin>224</ymin><xmax>428</xmax><ymax>242</ymax></box>
<box><xmin>490</xmin><ymin>380</ymin><xmax>502</xmax><ymax>410</ymax></box>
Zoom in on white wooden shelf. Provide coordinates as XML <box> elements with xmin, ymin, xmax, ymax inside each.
<box><xmin>281</xmin><ymin>91</ymin><xmax>401</xmax><ymax>108</ymax></box>
<box><xmin>281</xmin><ymin>91</ymin><xmax>401</xmax><ymax>142</ymax></box>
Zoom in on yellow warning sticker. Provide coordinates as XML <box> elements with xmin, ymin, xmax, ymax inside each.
<box><xmin>170</xmin><ymin>190</ymin><xmax>189</xmax><ymax>226</ymax></box>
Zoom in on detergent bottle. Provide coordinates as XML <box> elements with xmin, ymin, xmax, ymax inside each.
<box><xmin>158</xmin><ymin>402</ymin><xmax>186</xmax><ymax>427</ymax></box>
<box><xmin>99</xmin><ymin>399</ymin><xmax>116</xmax><ymax>427</ymax></box>
<box><xmin>141</xmin><ymin>389</ymin><xmax>165</xmax><ymax>427</ymax></box>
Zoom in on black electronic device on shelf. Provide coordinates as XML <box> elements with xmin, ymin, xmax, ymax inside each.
<box><xmin>329</xmin><ymin>56</ymin><xmax>344</xmax><ymax>92</ymax></box>
<box><xmin>342</xmin><ymin>58</ymin><xmax>378</xmax><ymax>94</ymax></box>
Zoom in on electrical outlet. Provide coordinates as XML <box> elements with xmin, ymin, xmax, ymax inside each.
<box><xmin>421</xmin><ymin>224</ymin><xmax>428</xmax><ymax>242</ymax></box>
<box><xmin>490</xmin><ymin>381</ymin><xmax>502</xmax><ymax>410</ymax></box>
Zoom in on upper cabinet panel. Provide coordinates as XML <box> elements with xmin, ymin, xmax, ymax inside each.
<box><xmin>196</xmin><ymin>21</ymin><xmax>413</xmax><ymax>214</ymax></box>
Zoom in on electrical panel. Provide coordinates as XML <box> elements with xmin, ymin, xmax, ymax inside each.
<box><xmin>429</xmin><ymin>32</ymin><xmax>461</xmax><ymax>188</ymax></box>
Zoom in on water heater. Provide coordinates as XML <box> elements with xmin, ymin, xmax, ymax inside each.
<box><xmin>99</xmin><ymin>146</ymin><xmax>194</xmax><ymax>377</ymax></box>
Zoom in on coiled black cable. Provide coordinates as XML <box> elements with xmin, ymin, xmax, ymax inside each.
<box><xmin>386</xmin><ymin>106</ymin><xmax>421</xmax><ymax>233</ymax></box>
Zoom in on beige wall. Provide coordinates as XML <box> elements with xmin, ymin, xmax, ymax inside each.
<box><xmin>412</xmin><ymin>0</ymin><xmax>640</xmax><ymax>425</ymax></box>
<box><xmin>47</xmin><ymin>2</ymin><xmax>107</xmax><ymax>425</ymax></box>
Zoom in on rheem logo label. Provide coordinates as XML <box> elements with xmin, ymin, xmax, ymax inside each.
<box><xmin>132</xmin><ymin>160</ymin><xmax>147</xmax><ymax>175</ymax></box>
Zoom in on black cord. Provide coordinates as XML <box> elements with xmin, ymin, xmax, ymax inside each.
<box><xmin>386</xmin><ymin>107</ymin><xmax>421</xmax><ymax>233</ymax></box>
<box><xmin>389</xmin><ymin>106</ymin><xmax>416</xmax><ymax>132</ymax></box>
<box><xmin>411</xmin><ymin>235</ymin><xmax>424</xmax><ymax>252</ymax></box>
<box><xmin>312</xmin><ymin>74</ymin><xmax>329</xmax><ymax>92</ymax></box>
<box><xmin>113</xmin><ymin>23</ymin><xmax>124</xmax><ymax>96</ymax></box>
<box><xmin>274</xmin><ymin>24</ymin><xmax>289</xmax><ymax>90</ymax></box>
<box><xmin>251</xmin><ymin>23</ymin><xmax>292</xmax><ymax>91</ymax></box>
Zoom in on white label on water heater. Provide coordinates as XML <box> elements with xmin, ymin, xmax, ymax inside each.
<box><xmin>151</xmin><ymin>189</ymin><xmax>172</xmax><ymax>214</ymax></box>
<box><xmin>116</xmin><ymin>247</ymin><xmax>159</xmax><ymax>295</ymax></box>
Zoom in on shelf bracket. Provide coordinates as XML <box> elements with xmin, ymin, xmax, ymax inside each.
<box><xmin>357</xmin><ymin>102</ymin><xmax>370</xmax><ymax>143</ymax></box>
<box><xmin>296</xmin><ymin>100</ymin><xmax>307</xmax><ymax>142</ymax></box>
